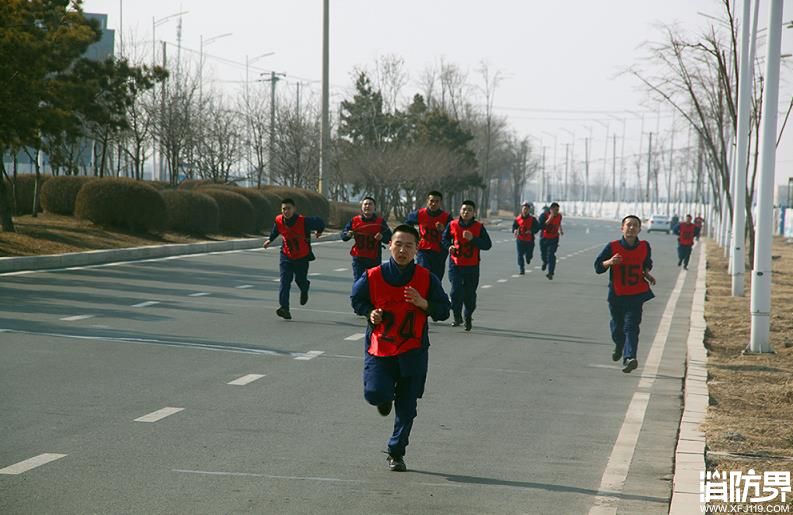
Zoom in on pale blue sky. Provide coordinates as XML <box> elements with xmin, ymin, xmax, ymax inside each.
<box><xmin>83</xmin><ymin>0</ymin><xmax>793</xmax><ymax>189</ymax></box>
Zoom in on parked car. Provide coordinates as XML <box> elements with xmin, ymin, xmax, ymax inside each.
<box><xmin>647</xmin><ymin>214</ymin><xmax>671</xmax><ymax>234</ymax></box>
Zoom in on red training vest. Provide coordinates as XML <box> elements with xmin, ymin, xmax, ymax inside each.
<box><xmin>417</xmin><ymin>208</ymin><xmax>451</xmax><ymax>252</ymax></box>
<box><xmin>678</xmin><ymin>222</ymin><xmax>696</xmax><ymax>246</ymax></box>
<box><xmin>275</xmin><ymin>214</ymin><xmax>310</xmax><ymax>260</ymax></box>
<box><xmin>514</xmin><ymin>215</ymin><xmax>536</xmax><ymax>242</ymax></box>
<box><xmin>609</xmin><ymin>240</ymin><xmax>651</xmax><ymax>297</ymax></box>
<box><xmin>367</xmin><ymin>265</ymin><xmax>430</xmax><ymax>357</ymax></box>
<box><xmin>350</xmin><ymin>215</ymin><xmax>384</xmax><ymax>259</ymax></box>
<box><xmin>448</xmin><ymin>219</ymin><xmax>482</xmax><ymax>266</ymax></box>
<box><xmin>542</xmin><ymin>213</ymin><xmax>562</xmax><ymax>239</ymax></box>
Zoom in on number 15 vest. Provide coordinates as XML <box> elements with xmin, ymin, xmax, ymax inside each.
<box><xmin>609</xmin><ymin>240</ymin><xmax>650</xmax><ymax>297</ymax></box>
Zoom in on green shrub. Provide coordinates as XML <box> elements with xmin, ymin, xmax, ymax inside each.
<box><xmin>74</xmin><ymin>177</ymin><xmax>167</xmax><ymax>233</ymax></box>
<box><xmin>329</xmin><ymin>201</ymin><xmax>361</xmax><ymax>228</ymax></box>
<box><xmin>200</xmin><ymin>186</ymin><xmax>274</xmax><ymax>233</ymax></box>
<box><xmin>40</xmin><ymin>175</ymin><xmax>96</xmax><ymax>215</ymax></box>
<box><xmin>5</xmin><ymin>174</ymin><xmax>49</xmax><ymax>215</ymax></box>
<box><xmin>198</xmin><ymin>189</ymin><xmax>255</xmax><ymax>234</ymax></box>
<box><xmin>160</xmin><ymin>189</ymin><xmax>219</xmax><ymax>235</ymax></box>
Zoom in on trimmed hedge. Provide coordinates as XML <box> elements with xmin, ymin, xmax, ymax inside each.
<box><xmin>40</xmin><ymin>175</ymin><xmax>96</xmax><ymax>215</ymax></box>
<box><xmin>74</xmin><ymin>177</ymin><xmax>167</xmax><ymax>233</ymax></box>
<box><xmin>263</xmin><ymin>186</ymin><xmax>329</xmax><ymax>221</ymax></box>
<box><xmin>199</xmin><ymin>185</ymin><xmax>274</xmax><ymax>234</ymax></box>
<box><xmin>329</xmin><ymin>201</ymin><xmax>360</xmax><ymax>229</ymax></box>
<box><xmin>177</xmin><ymin>179</ymin><xmax>215</xmax><ymax>190</ymax></box>
<box><xmin>160</xmin><ymin>189</ymin><xmax>220</xmax><ymax>235</ymax></box>
<box><xmin>147</xmin><ymin>180</ymin><xmax>173</xmax><ymax>191</ymax></box>
<box><xmin>198</xmin><ymin>189</ymin><xmax>256</xmax><ymax>234</ymax></box>
<box><xmin>6</xmin><ymin>174</ymin><xmax>49</xmax><ymax>215</ymax></box>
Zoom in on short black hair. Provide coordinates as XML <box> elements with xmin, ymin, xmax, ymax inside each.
<box><xmin>550</xmin><ymin>202</ymin><xmax>560</xmax><ymax>209</ymax></box>
<box><xmin>392</xmin><ymin>224</ymin><xmax>420</xmax><ymax>243</ymax></box>
<box><xmin>427</xmin><ymin>190</ymin><xmax>443</xmax><ymax>199</ymax></box>
<box><xmin>461</xmin><ymin>200</ymin><xmax>476</xmax><ymax>210</ymax></box>
<box><xmin>621</xmin><ymin>215</ymin><xmax>641</xmax><ymax>226</ymax></box>
<box><xmin>281</xmin><ymin>198</ymin><xmax>295</xmax><ymax>206</ymax></box>
<box><xmin>361</xmin><ymin>196</ymin><xmax>376</xmax><ymax>204</ymax></box>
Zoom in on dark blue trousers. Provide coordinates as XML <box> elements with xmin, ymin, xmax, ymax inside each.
<box><xmin>363</xmin><ymin>350</ymin><xmax>428</xmax><ymax>458</ymax></box>
<box><xmin>516</xmin><ymin>240</ymin><xmax>535</xmax><ymax>272</ymax></box>
<box><xmin>448</xmin><ymin>264</ymin><xmax>479</xmax><ymax>319</ymax></box>
<box><xmin>677</xmin><ymin>245</ymin><xmax>693</xmax><ymax>268</ymax></box>
<box><xmin>416</xmin><ymin>250</ymin><xmax>447</xmax><ymax>281</ymax></box>
<box><xmin>608</xmin><ymin>301</ymin><xmax>644</xmax><ymax>360</ymax></box>
<box><xmin>352</xmin><ymin>257</ymin><xmax>380</xmax><ymax>283</ymax></box>
<box><xmin>279</xmin><ymin>258</ymin><xmax>309</xmax><ymax>309</ymax></box>
<box><xmin>540</xmin><ymin>238</ymin><xmax>559</xmax><ymax>274</ymax></box>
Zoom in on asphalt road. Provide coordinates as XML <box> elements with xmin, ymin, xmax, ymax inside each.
<box><xmin>0</xmin><ymin>217</ymin><xmax>700</xmax><ymax>514</ymax></box>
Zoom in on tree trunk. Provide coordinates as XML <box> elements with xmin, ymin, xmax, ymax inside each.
<box><xmin>0</xmin><ymin>161</ymin><xmax>17</xmax><ymax>232</ymax></box>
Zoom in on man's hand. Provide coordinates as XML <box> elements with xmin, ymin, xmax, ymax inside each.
<box><xmin>434</xmin><ymin>221</ymin><xmax>444</xmax><ymax>231</ymax></box>
<box><xmin>559</xmin><ymin>227</ymin><xmax>564</xmax><ymax>236</ymax></box>
<box><xmin>370</xmin><ymin>308</ymin><xmax>384</xmax><ymax>325</ymax></box>
<box><xmin>404</xmin><ymin>286</ymin><xmax>429</xmax><ymax>311</ymax></box>
<box><xmin>462</xmin><ymin>230</ymin><xmax>474</xmax><ymax>241</ymax></box>
<box><xmin>263</xmin><ymin>240</ymin><xmax>271</xmax><ymax>249</ymax></box>
<box><xmin>449</xmin><ymin>245</ymin><xmax>458</xmax><ymax>257</ymax></box>
<box><xmin>513</xmin><ymin>229</ymin><xmax>519</xmax><ymax>237</ymax></box>
<box><xmin>644</xmin><ymin>271</ymin><xmax>657</xmax><ymax>286</ymax></box>
<box><xmin>605</xmin><ymin>253</ymin><xmax>623</xmax><ymax>267</ymax></box>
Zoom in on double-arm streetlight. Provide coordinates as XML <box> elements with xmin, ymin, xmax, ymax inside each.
<box><xmin>199</xmin><ymin>32</ymin><xmax>232</xmax><ymax>103</ymax></box>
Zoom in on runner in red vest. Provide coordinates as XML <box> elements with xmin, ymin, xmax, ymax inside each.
<box><xmin>405</xmin><ymin>191</ymin><xmax>451</xmax><ymax>280</ymax></box>
<box><xmin>674</xmin><ymin>214</ymin><xmax>700</xmax><ymax>270</ymax></box>
<box><xmin>351</xmin><ymin>224</ymin><xmax>450</xmax><ymax>472</ymax></box>
<box><xmin>594</xmin><ymin>215</ymin><xmax>657</xmax><ymax>373</ymax></box>
<box><xmin>263</xmin><ymin>198</ymin><xmax>325</xmax><ymax>320</ymax></box>
<box><xmin>539</xmin><ymin>202</ymin><xmax>564</xmax><ymax>280</ymax></box>
<box><xmin>441</xmin><ymin>200</ymin><xmax>493</xmax><ymax>331</ymax></box>
<box><xmin>693</xmin><ymin>214</ymin><xmax>704</xmax><ymax>241</ymax></box>
<box><xmin>341</xmin><ymin>196</ymin><xmax>392</xmax><ymax>283</ymax></box>
<box><xmin>512</xmin><ymin>201</ymin><xmax>540</xmax><ymax>275</ymax></box>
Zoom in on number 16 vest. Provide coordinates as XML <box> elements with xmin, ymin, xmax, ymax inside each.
<box><xmin>366</xmin><ymin>265</ymin><xmax>430</xmax><ymax>357</ymax></box>
<box><xmin>609</xmin><ymin>240</ymin><xmax>650</xmax><ymax>297</ymax></box>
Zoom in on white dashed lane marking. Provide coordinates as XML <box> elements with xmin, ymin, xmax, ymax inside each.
<box><xmin>294</xmin><ymin>350</ymin><xmax>324</xmax><ymax>361</ymax></box>
<box><xmin>308</xmin><ymin>273</ymin><xmax>321</xmax><ymax>277</ymax></box>
<box><xmin>333</xmin><ymin>268</ymin><xmax>348</xmax><ymax>272</ymax></box>
<box><xmin>344</xmin><ymin>333</ymin><xmax>366</xmax><ymax>341</ymax></box>
<box><xmin>60</xmin><ymin>315</ymin><xmax>94</xmax><ymax>322</ymax></box>
<box><xmin>132</xmin><ymin>301</ymin><xmax>160</xmax><ymax>308</ymax></box>
<box><xmin>497</xmin><ymin>279</ymin><xmax>508</xmax><ymax>283</ymax></box>
<box><xmin>0</xmin><ymin>453</ymin><xmax>67</xmax><ymax>475</ymax></box>
<box><xmin>481</xmin><ymin>285</ymin><xmax>493</xmax><ymax>289</ymax></box>
<box><xmin>188</xmin><ymin>292</ymin><xmax>211</xmax><ymax>297</ymax></box>
<box><xmin>227</xmin><ymin>374</ymin><xmax>265</xmax><ymax>386</ymax></box>
<box><xmin>134</xmin><ymin>407</ymin><xmax>184</xmax><ymax>423</ymax></box>
<box><xmin>235</xmin><ymin>285</ymin><xmax>254</xmax><ymax>289</ymax></box>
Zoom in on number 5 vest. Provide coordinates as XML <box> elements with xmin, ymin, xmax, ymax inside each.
<box><xmin>366</xmin><ymin>265</ymin><xmax>430</xmax><ymax>357</ymax></box>
<box><xmin>609</xmin><ymin>240</ymin><xmax>650</xmax><ymax>296</ymax></box>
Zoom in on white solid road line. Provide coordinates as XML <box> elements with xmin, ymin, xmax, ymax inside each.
<box><xmin>293</xmin><ymin>350</ymin><xmax>324</xmax><ymax>361</ymax></box>
<box><xmin>344</xmin><ymin>333</ymin><xmax>366</xmax><ymax>341</ymax></box>
<box><xmin>173</xmin><ymin>469</ymin><xmax>367</xmax><ymax>483</ymax></box>
<box><xmin>227</xmin><ymin>374</ymin><xmax>265</xmax><ymax>386</ymax></box>
<box><xmin>188</xmin><ymin>292</ymin><xmax>211</xmax><ymax>297</ymax></box>
<box><xmin>0</xmin><ymin>453</ymin><xmax>67</xmax><ymax>475</ymax></box>
<box><xmin>588</xmin><ymin>267</ymin><xmax>687</xmax><ymax>514</ymax></box>
<box><xmin>131</xmin><ymin>301</ymin><xmax>160</xmax><ymax>308</ymax></box>
<box><xmin>60</xmin><ymin>315</ymin><xmax>94</xmax><ymax>321</ymax></box>
<box><xmin>134</xmin><ymin>407</ymin><xmax>184</xmax><ymax>423</ymax></box>
<box><xmin>235</xmin><ymin>284</ymin><xmax>254</xmax><ymax>289</ymax></box>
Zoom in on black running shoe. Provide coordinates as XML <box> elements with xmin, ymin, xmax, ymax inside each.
<box><xmin>546</xmin><ymin>273</ymin><xmax>553</xmax><ymax>280</ymax></box>
<box><xmin>519</xmin><ymin>269</ymin><xmax>525</xmax><ymax>275</ymax></box>
<box><xmin>377</xmin><ymin>402</ymin><xmax>392</xmax><ymax>417</ymax></box>
<box><xmin>386</xmin><ymin>454</ymin><xmax>406</xmax><ymax>472</ymax></box>
<box><xmin>622</xmin><ymin>358</ymin><xmax>638</xmax><ymax>373</ymax></box>
<box><xmin>276</xmin><ymin>307</ymin><xmax>292</xmax><ymax>320</ymax></box>
<box><xmin>612</xmin><ymin>346</ymin><xmax>623</xmax><ymax>362</ymax></box>
<box><xmin>541</xmin><ymin>262</ymin><xmax>547</xmax><ymax>271</ymax></box>
<box><xmin>464</xmin><ymin>317</ymin><xmax>472</xmax><ymax>332</ymax></box>
<box><xmin>300</xmin><ymin>288</ymin><xmax>309</xmax><ymax>305</ymax></box>
<box><xmin>451</xmin><ymin>315</ymin><xmax>463</xmax><ymax>327</ymax></box>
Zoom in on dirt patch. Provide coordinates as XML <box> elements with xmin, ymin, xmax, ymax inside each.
<box><xmin>703</xmin><ymin>236</ymin><xmax>793</xmax><ymax>488</ymax></box>
<box><xmin>0</xmin><ymin>213</ymin><xmax>240</xmax><ymax>257</ymax></box>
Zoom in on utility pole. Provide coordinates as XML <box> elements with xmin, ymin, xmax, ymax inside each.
<box><xmin>612</xmin><ymin>134</ymin><xmax>617</xmax><ymax>208</ymax></box>
<box><xmin>563</xmin><ymin>143</ymin><xmax>569</xmax><ymax>202</ymax></box>
<box><xmin>646</xmin><ymin>132</ymin><xmax>653</xmax><ymax>209</ymax></box>
<box><xmin>319</xmin><ymin>0</ymin><xmax>329</xmax><ymax>195</ymax></box>
<box><xmin>583</xmin><ymin>136</ymin><xmax>589</xmax><ymax>216</ymax></box>
<box><xmin>749</xmin><ymin>0</ymin><xmax>783</xmax><ymax>353</ymax></box>
<box><xmin>160</xmin><ymin>41</ymin><xmax>167</xmax><ymax>183</ymax></box>
<box><xmin>265</xmin><ymin>71</ymin><xmax>285</xmax><ymax>185</ymax></box>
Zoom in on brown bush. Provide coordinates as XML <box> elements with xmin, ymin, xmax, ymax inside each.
<box><xmin>74</xmin><ymin>177</ymin><xmax>167</xmax><ymax>233</ymax></box>
<box><xmin>5</xmin><ymin>174</ymin><xmax>49</xmax><ymax>215</ymax></box>
<box><xmin>329</xmin><ymin>201</ymin><xmax>360</xmax><ymax>228</ymax></box>
<box><xmin>40</xmin><ymin>175</ymin><xmax>96</xmax><ymax>215</ymax></box>
<box><xmin>264</xmin><ymin>186</ymin><xmax>329</xmax><ymax>221</ymax></box>
<box><xmin>198</xmin><ymin>189</ymin><xmax>255</xmax><ymax>234</ymax></box>
<box><xmin>200</xmin><ymin>186</ymin><xmax>274</xmax><ymax>233</ymax></box>
<box><xmin>160</xmin><ymin>189</ymin><xmax>219</xmax><ymax>235</ymax></box>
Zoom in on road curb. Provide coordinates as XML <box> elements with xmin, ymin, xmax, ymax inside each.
<box><xmin>0</xmin><ymin>237</ymin><xmax>266</xmax><ymax>273</ymax></box>
<box><xmin>669</xmin><ymin>242</ymin><xmax>708</xmax><ymax>514</ymax></box>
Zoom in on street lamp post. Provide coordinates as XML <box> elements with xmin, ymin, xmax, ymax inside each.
<box><xmin>199</xmin><ymin>32</ymin><xmax>232</xmax><ymax>104</ymax></box>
